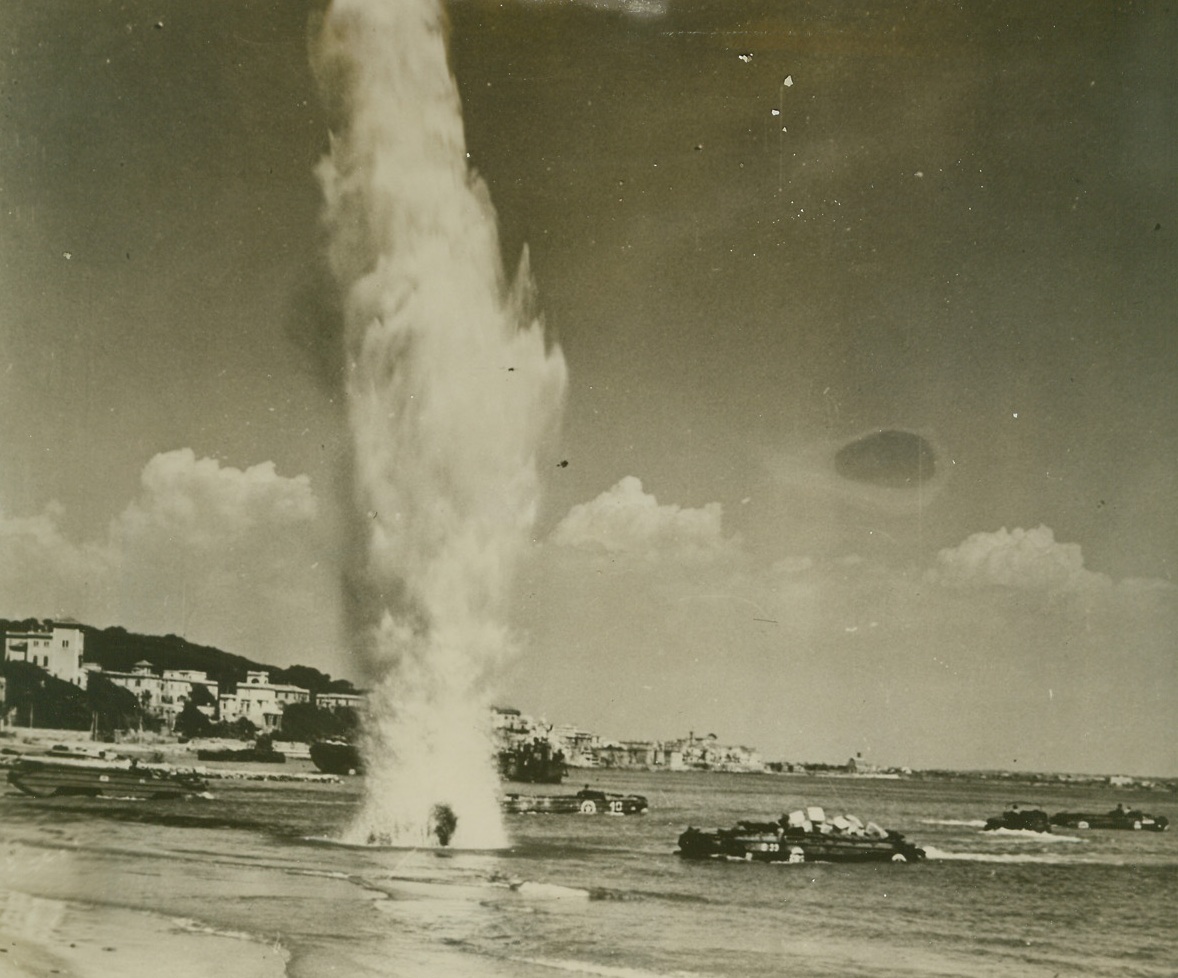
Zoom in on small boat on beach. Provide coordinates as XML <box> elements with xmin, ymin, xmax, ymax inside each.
<box><xmin>1050</xmin><ymin>805</ymin><xmax>1168</xmax><ymax>832</ymax></box>
<box><xmin>6</xmin><ymin>756</ymin><xmax>209</xmax><ymax>799</ymax></box>
<box><xmin>677</xmin><ymin>806</ymin><xmax>926</xmax><ymax>864</ymax></box>
<box><xmin>983</xmin><ymin>804</ymin><xmax>1052</xmax><ymax>833</ymax></box>
<box><xmin>502</xmin><ymin>786</ymin><xmax>648</xmax><ymax>815</ymax></box>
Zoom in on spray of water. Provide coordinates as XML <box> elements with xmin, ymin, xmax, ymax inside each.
<box><xmin>313</xmin><ymin>0</ymin><xmax>567</xmax><ymax>848</ymax></box>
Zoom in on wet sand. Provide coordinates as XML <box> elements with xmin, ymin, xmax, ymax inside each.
<box><xmin>0</xmin><ymin>846</ymin><xmax>287</xmax><ymax>978</ymax></box>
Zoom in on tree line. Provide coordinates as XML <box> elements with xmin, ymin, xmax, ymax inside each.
<box><xmin>1</xmin><ymin>619</ymin><xmax>362</xmax><ymax>743</ymax></box>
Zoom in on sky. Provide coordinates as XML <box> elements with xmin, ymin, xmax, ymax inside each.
<box><xmin>1</xmin><ymin>0</ymin><xmax>1174</xmax><ymax>776</ymax></box>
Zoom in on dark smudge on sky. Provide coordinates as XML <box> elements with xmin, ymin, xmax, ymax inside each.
<box><xmin>834</xmin><ymin>430</ymin><xmax>936</xmax><ymax>489</ymax></box>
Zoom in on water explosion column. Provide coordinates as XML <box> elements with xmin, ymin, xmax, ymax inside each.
<box><xmin>313</xmin><ymin>0</ymin><xmax>567</xmax><ymax>848</ymax></box>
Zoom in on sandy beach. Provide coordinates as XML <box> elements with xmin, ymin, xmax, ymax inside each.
<box><xmin>1</xmin><ymin>736</ymin><xmax>294</xmax><ymax>978</ymax></box>
<box><xmin>0</xmin><ymin>828</ymin><xmax>561</xmax><ymax>978</ymax></box>
<box><xmin>0</xmin><ymin>891</ymin><xmax>288</xmax><ymax>978</ymax></box>
<box><xmin>0</xmin><ymin>845</ymin><xmax>288</xmax><ymax>978</ymax></box>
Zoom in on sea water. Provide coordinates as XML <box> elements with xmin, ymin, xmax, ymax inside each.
<box><xmin>1</xmin><ymin>769</ymin><xmax>1174</xmax><ymax>977</ymax></box>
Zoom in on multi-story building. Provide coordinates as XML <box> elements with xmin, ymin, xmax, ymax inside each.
<box><xmin>93</xmin><ymin>661</ymin><xmax>219</xmax><ymax>728</ymax></box>
<box><xmin>491</xmin><ymin>706</ymin><xmax>535</xmax><ymax>745</ymax></box>
<box><xmin>3</xmin><ymin>619</ymin><xmax>85</xmax><ymax>687</ymax></box>
<box><xmin>666</xmin><ymin>732</ymin><xmax>764</xmax><ymax>772</ymax></box>
<box><xmin>548</xmin><ymin>723</ymin><xmax>599</xmax><ymax>767</ymax></box>
<box><xmin>218</xmin><ymin>670</ymin><xmax>310</xmax><ymax>731</ymax></box>
<box><xmin>315</xmin><ymin>691</ymin><xmax>364</xmax><ymax>713</ymax></box>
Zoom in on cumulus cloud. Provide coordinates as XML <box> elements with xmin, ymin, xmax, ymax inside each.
<box><xmin>0</xmin><ymin>450</ymin><xmax>330</xmax><ymax>661</ymax></box>
<box><xmin>0</xmin><ymin>503</ymin><xmax>114</xmax><ymax>615</ymax></box>
<box><xmin>111</xmin><ymin>448</ymin><xmax>316</xmax><ymax>551</ymax></box>
<box><xmin>930</xmin><ymin>525</ymin><xmax>1110</xmax><ymax>592</ymax></box>
<box><xmin>549</xmin><ymin>476</ymin><xmax>736</xmax><ymax>562</ymax></box>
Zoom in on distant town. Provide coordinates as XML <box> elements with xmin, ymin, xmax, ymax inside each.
<box><xmin>2</xmin><ymin>617</ymin><xmax>1172</xmax><ymax>791</ymax></box>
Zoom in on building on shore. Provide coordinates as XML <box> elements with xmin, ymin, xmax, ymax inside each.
<box><xmin>547</xmin><ymin>723</ymin><xmax>598</xmax><ymax>767</ymax></box>
<box><xmin>589</xmin><ymin>739</ymin><xmax>664</xmax><ymax>769</ymax></box>
<box><xmin>315</xmin><ymin>691</ymin><xmax>364</xmax><ymax>713</ymax></box>
<box><xmin>495</xmin><ymin>714</ymin><xmax>765</xmax><ymax>773</ymax></box>
<box><xmin>661</xmin><ymin>732</ymin><xmax>764</xmax><ymax>772</ymax></box>
<box><xmin>90</xmin><ymin>661</ymin><xmax>220</xmax><ymax>729</ymax></box>
<box><xmin>218</xmin><ymin>670</ymin><xmax>310</xmax><ymax>731</ymax></box>
<box><xmin>3</xmin><ymin>619</ymin><xmax>86</xmax><ymax>687</ymax></box>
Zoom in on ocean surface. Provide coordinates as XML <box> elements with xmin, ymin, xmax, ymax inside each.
<box><xmin>2</xmin><ymin>768</ymin><xmax>1174</xmax><ymax>977</ymax></box>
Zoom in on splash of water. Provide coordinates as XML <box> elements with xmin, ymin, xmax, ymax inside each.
<box><xmin>313</xmin><ymin>0</ymin><xmax>567</xmax><ymax>848</ymax></box>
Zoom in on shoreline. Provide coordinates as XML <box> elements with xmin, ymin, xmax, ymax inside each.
<box><xmin>0</xmin><ymin>820</ymin><xmax>543</xmax><ymax>978</ymax></box>
<box><xmin>2</xmin><ymin>728</ymin><xmax>1174</xmax><ymax>792</ymax></box>
<box><xmin>0</xmin><ymin>733</ymin><xmax>341</xmax><ymax>785</ymax></box>
<box><xmin>0</xmin><ymin>859</ymin><xmax>288</xmax><ymax>978</ymax></box>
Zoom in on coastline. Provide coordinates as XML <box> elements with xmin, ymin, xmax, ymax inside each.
<box><xmin>1</xmin><ymin>782</ymin><xmax>290</xmax><ymax>978</ymax></box>
<box><xmin>3</xmin><ymin>727</ymin><xmax>1173</xmax><ymax>792</ymax></box>
<box><xmin>0</xmin><ymin>731</ymin><xmax>340</xmax><ymax>786</ymax></box>
<box><xmin>3</xmin><ymin>759</ymin><xmax>1173</xmax><ymax>978</ymax></box>
<box><xmin>0</xmin><ymin>873</ymin><xmax>288</xmax><ymax>978</ymax></box>
<box><xmin>0</xmin><ymin>821</ymin><xmax>572</xmax><ymax>978</ymax></box>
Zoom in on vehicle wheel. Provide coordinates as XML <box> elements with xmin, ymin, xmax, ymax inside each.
<box><xmin>1077</xmin><ymin>821</ymin><xmax>1089</xmax><ymax>829</ymax></box>
<box><xmin>891</xmin><ymin>853</ymin><xmax>907</xmax><ymax>863</ymax></box>
<box><xmin>579</xmin><ymin>799</ymin><xmax>597</xmax><ymax>814</ymax></box>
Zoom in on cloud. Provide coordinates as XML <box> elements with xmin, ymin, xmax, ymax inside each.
<box><xmin>111</xmin><ymin>448</ymin><xmax>316</xmax><ymax>550</ymax></box>
<box><xmin>929</xmin><ymin>525</ymin><xmax>1111</xmax><ymax>592</ymax></box>
<box><xmin>0</xmin><ymin>502</ymin><xmax>114</xmax><ymax>615</ymax></box>
<box><xmin>549</xmin><ymin>476</ymin><xmax>736</xmax><ymax>563</ymax></box>
<box><xmin>513</xmin><ymin>511</ymin><xmax>1176</xmax><ymax>776</ymax></box>
<box><xmin>0</xmin><ymin>450</ymin><xmax>334</xmax><ymax>666</ymax></box>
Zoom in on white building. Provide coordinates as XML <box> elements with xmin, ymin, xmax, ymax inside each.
<box><xmin>218</xmin><ymin>671</ymin><xmax>310</xmax><ymax>731</ymax></box>
<box><xmin>666</xmin><ymin>733</ymin><xmax>764</xmax><ymax>773</ymax></box>
<box><xmin>315</xmin><ymin>691</ymin><xmax>364</xmax><ymax>712</ymax></box>
<box><xmin>95</xmin><ymin>661</ymin><xmax>219</xmax><ymax>728</ymax></box>
<box><xmin>492</xmin><ymin>706</ymin><xmax>555</xmax><ymax>748</ymax></box>
<box><xmin>3</xmin><ymin>619</ymin><xmax>85</xmax><ymax>687</ymax></box>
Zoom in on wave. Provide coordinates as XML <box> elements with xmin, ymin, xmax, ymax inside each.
<box><xmin>300</xmin><ymin>863</ymin><xmax>709</xmax><ymax>909</ymax></box>
<box><xmin>495</xmin><ymin>879</ymin><xmax>591</xmax><ymax>900</ymax></box>
<box><xmin>920</xmin><ymin>818</ymin><xmax>987</xmax><ymax>827</ymax></box>
<box><xmin>924</xmin><ymin>845</ymin><xmax>1077</xmax><ymax>864</ymax></box>
<box><xmin>300</xmin><ymin>834</ymin><xmax>509</xmax><ymax>853</ymax></box>
<box><xmin>503</xmin><ymin>841</ymin><xmax>653</xmax><ymax>860</ymax></box>
<box><xmin>512</xmin><ymin>954</ymin><xmax>713</xmax><ymax>978</ymax></box>
<box><xmin>981</xmin><ymin>827</ymin><xmax>1084</xmax><ymax>843</ymax></box>
<box><xmin>297</xmin><ymin>864</ymin><xmax>595</xmax><ymax>905</ymax></box>
<box><xmin>169</xmin><ymin>915</ymin><xmax>277</xmax><ymax>946</ymax></box>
